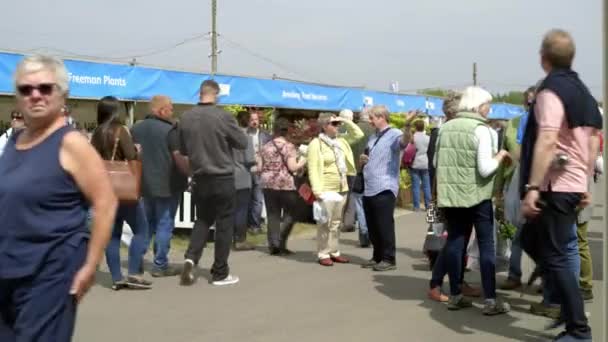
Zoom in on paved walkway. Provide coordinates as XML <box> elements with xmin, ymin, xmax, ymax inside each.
<box><xmin>75</xmin><ymin>203</ymin><xmax>604</xmax><ymax>342</ymax></box>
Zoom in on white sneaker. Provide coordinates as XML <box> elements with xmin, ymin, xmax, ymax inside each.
<box><xmin>212</xmin><ymin>274</ymin><xmax>239</xmax><ymax>286</ymax></box>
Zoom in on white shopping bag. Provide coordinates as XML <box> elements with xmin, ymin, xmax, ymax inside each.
<box><xmin>121</xmin><ymin>223</ymin><xmax>134</xmax><ymax>246</ymax></box>
<box><xmin>313</xmin><ymin>201</ymin><xmax>327</xmax><ymax>224</ymax></box>
<box><xmin>466</xmin><ymin>231</ymin><xmax>480</xmax><ymax>271</ymax></box>
<box><xmin>313</xmin><ymin>192</ymin><xmax>344</xmax><ymax>224</ymax></box>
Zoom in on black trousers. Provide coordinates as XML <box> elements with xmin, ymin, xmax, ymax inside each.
<box><xmin>363</xmin><ymin>190</ymin><xmax>397</xmax><ymax>264</ymax></box>
<box><xmin>521</xmin><ymin>191</ymin><xmax>590</xmax><ymax>340</ymax></box>
<box><xmin>263</xmin><ymin>189</ymin><xmax>298</xmax><ymax>250</ymax></box>
<box><xmin>185</xmin><ymin>175</ymin><xmax>236</xmax><ymax>281</ymax></box>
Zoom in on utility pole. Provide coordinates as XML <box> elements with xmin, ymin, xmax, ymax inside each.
<box><xmin>210</xmin><ymin>0</ymin><xmax>218</xmax><ymax>75</ymax></box>
<box><xmin>473</xmin><ymin>62</ymin><xmax>477</xmax><ymax>86</ymax></box>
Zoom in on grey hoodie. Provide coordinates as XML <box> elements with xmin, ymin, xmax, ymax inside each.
<box><xmin>233</xmin><ymin>136</ymin><xmax>256</xmax><ymax>190</ymax></box>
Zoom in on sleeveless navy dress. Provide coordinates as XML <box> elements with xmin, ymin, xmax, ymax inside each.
<box><xmin>0</xmin><ymin>125</ymin><xmax>89</xmax><ymax>341</ymax></box>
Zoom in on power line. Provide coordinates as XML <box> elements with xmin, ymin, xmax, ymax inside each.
<box><xmin>114</xmin><ymin>33</ymin><xmax>210</xmax><ymax>60</ymax></box>
<box><xmin>27</xmin><ymin>33</ymin><xmax>210</xmax><ymax>63</ymax></box>
<box><xmin>219</xmin><ymin>34</ymin><xmax>320</xmax><ymax>83</ymax></box>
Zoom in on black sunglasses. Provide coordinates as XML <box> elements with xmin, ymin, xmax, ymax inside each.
<box><xmin>16</xmin><ymin>83</ymin><xmax>57</xmax><ymax>97</ymax></box>
<box><xmin>330</xmin><ymin>121</ymin><xmax>342</xmax><ymax>127</ymax></box>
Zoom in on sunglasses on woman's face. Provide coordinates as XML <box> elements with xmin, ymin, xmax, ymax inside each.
<box><xmin>16</xmin><ymin>83</ymin><xmax>56</xmax><ymax>97</ymax></box>
<box><xmin>11</xmin><ymin>115</ymin><xmax>23</xmax><ymax>120</ymax></box>
<box><xmin>330</xmin><ymin>121</ymin><xmax>342</xmax><ymax>127</ymax></box>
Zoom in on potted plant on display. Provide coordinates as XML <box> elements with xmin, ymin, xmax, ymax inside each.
<box><xmin>289</xmin><ymin>118</ymin><xmax>321</xmax><ymax>147</ymax></box>
<box><xmin>397</xmin><ymin>169</ymin><xmax>412</xmax><ymax>208</ymax></box>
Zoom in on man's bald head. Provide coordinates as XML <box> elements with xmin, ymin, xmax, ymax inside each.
<box><xmin>541</xmin><ymin>29</ymin><xmax>576</xmax><ymax>70</ymax></box>
<box><xmin>149</xmin><ymin>95</ymin><xmax>173</xmax><ymax>119</ymax></box>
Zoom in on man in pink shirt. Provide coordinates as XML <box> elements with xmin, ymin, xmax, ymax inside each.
<box><xmin>519</xmin><ymin>29</ymin><xmax>602</xmax><ymax>342</ymax></box>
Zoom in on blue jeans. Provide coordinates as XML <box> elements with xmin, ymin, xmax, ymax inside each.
<box><xmin>543</xmin><ymin>223</ymin><xmax>580</xmax><ymax>306</ymax></box>
<box><xmin>248</xmin><ymin>180</ymin><xmax>264</xmax><ymax>229</ymax></box>
<box><xmin>410</xmin><ymin>168</ymin><xmax>431</xmax><ymax>210</ymax></box>
<box><xmin>443</xmin><ymin>200</ymin><xmax>496</xmax><ymax>299</ymax></box>
<box><xmin>106</xmin><ymin>200</ymin><xmax>149</xmax><ymax>282</ymax></box>
<box><xmin>353</xmin><ymin>193</ymin><xmax>368</xmax><ymax>236</ymax></box>
<box><xmin>143</xmin><ymin>196</ymin><xmax>179</xmax><ymax>271</ymax></box>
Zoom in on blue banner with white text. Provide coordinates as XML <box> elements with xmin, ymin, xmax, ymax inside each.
<box><xmin>0</xmin><ymin>51</ymin><xmax>525</xmax><ymax>119</ymax></box>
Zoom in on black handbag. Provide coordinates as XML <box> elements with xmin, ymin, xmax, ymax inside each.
<box><xmin>352</xmin><ymin>172</ymin><xmax>364</xmax><ymax>194</ymax></box>
<box><xmin>422</xmin><ymin>223</ymin><xmax>446</xmax><ymax>269</ymax></box>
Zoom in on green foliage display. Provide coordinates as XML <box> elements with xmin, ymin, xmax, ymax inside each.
<box><xmin>498</xmin><ymin>221</ymin><xmax>518</xmax><ymax>240</ymax></box>
<box><xmin>222</xmin><ymin>104</ymin><xmax>245</xmax><ymax>116</ymax></box>
<box><xmin>399</xmin><ymin>169</ymin><xmax>411</xmax><ymax>189</ymax></box>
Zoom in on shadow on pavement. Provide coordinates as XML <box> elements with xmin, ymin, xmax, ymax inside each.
<box><xmin>372</xmin><ymin>274</ymin><xmax>554</xmax><ymax>341</ymax></box>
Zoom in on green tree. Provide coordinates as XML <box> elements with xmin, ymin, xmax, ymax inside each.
<box><xmin>418</xmin><ymin>88</ymin><xmax>525</xmax><ymax>106</ymax></box>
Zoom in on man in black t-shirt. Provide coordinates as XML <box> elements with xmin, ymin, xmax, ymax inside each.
<box><xmin>132</xmin><ymin>95</ymin><xmax>181</xmax><ymax>278</ymax></box>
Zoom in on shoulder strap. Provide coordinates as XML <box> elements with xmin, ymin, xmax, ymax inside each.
<box><xmin>271</xmin><ymin>139</ymin><xmax>292</xmax><ymax>174</ymax></box>
<box><xmin>110</xmin><ymin>126</ymin><xmax>122</xmax><ymax>161</ymax></box>
<box><xmin>370</xmin><ymin>128</ymin><xmax>390</xmax><ymax>152</ymax></box>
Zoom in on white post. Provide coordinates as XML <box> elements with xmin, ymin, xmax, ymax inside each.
<box><xmin>127</xmin><ymin>101</ymin><xmax>135</xmax><ymax>126</ymax></box>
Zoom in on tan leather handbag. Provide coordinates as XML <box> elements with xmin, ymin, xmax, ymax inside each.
<box><xmin>104</xmin><ymin>128</ymin><xmax>142</xmax><ymax>204</ymax></box>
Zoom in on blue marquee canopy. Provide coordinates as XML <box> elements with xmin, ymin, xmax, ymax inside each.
<box><xmin>0</xmin><ymin>52</ymin><xmax>524</xmax><ymax>119</ymax></box>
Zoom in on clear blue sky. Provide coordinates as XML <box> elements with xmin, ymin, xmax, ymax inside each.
<box><xmin>1</xmin><ymin>0</ymin><xmax>602</xmax><ymax>96</ymax></box>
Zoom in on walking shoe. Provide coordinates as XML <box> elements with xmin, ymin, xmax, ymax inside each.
<box><xmin>111</xmin><ymin>280</ymin><xmax>128</xmax><ymax>291</ymax></box>
<box><xmin>447</xmin><ymin>295</ymin><xmax>473</xmax><ymax>310</ymax></box>
<box><xmin>361</xmin><ymin>259</ymin><xmax>378</xmax><ymax>269</ymax></box>
<box><xmin>553</xmin><ymin>331</ymin><xmax>592</xmax><ymax>342</ymax></box>
<box><xmin>126</xmin><ymin>275</ymin><xmax>153</xmax><ymax>290</ymax></box>
<box><xmin>151</xmin><ymin>266</ymin><xmax>181</xmax><ymax>278</ymax></box>
<box><xmin>372</xmin><ymin>261</ymin><xmax>396</xmax><ymax>272</ymax></box>
<box><xmin>499</xmin><ymin>278</ymin><xmax>522</xmax><ymax>291</ymax></box>
<box><xmin>580</xmin><ymin>288</ymin><xmax>594</xmax><ymax>302</ymax></box>
<box><xmin>482</xmin><ymin>299</ymin><xmax>510</xmax><ymax>316</ymax></box>
<box><xmin>318</xmin><ymin>258</ymin><xmax>334</xmax><ymax>267</ymax></box>
<box><xmin>212</xmin><ymin>274</ymin><xmax>240</xmax><ymax>286</ymax></box>
<box><xmin>530</xmin><ymin>302</ymin><xmax>561</xmax><ymax>320</ymax></box>
<box><xmin>269</xmin><ymin>247</ymin><xmax>282</xmax><ymax>256</ymax></box>
<box><xmin>427</xmin><ymin>287</ymin><xmax>449</xmax><ymax>303</ymax></box>
<box><xmin>180</xmin><ymin>259</ymin><xmax>195</xmax><ymax>286</ymax></box>
<box><xmin>331</xmin><ymin>255</ymin><xmax>350</xmax><ymax>264</ymax></box>
<box><xmin>461</xmin><ymin>282</ymin><xmax>482</xmax><ymax>297</ymax></box>
<box><xmin>233</xmin><ymin>241</ymin><xmax>256</xmax><ymax>251</ymax></box>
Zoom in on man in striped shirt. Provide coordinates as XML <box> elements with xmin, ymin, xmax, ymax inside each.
<box><xmin>360</xmin><ymin>106</ymin><xmax>413</xmax><ymax>271</ymax></box>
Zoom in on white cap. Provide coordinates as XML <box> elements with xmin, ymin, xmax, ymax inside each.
<box><xmin>339</xmin><ymin>109</ymin><xmax>354</xmax><ymax>120</ymax></box>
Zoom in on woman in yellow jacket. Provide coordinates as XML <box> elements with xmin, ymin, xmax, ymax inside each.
<box><xmin>307</xmin><ymin>112</ymin><xmax>364</xmax><ymax>266</ymax></box>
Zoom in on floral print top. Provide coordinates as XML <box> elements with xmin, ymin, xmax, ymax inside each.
<box><xmin>260</xmin><ymin>138</ymin><xmax>297</xmax><ymax>191</ymax></box>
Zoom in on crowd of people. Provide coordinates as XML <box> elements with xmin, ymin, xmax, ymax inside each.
<box><xmin>0</xmin><ymin>28</ymin><xmax>603</xmax><ymax>342</ymax></box>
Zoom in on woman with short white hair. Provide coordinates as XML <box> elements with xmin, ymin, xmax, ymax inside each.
<box><xmin>434</xmin><ymin>86</ymin><xmax>511</xmax><ymax>315</ymax></box>
<box><xmin>0</xmin><ymin>55</ymin><xmax>117</xmax><ymax>340</ymax></box>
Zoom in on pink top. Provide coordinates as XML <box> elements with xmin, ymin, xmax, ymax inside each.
<box><xmin>260</xmin><ymin>138</ymin><xmax>297</xmax><ymax>191</ymax></box>
<box><xmin>535</xmin><ymin>90</ymin><xmax>599</xmax><ymax>193</ymax></box>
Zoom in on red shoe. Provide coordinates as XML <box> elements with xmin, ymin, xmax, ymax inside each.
<box><xmin>319</xmin><ymin>258</ymin><xmax>334</xmax><ymax>267</ymax></box>
<box><xmin>331</xmin><ymin>255</ymin><xmax>350</xmax><ymax>264</ymax></box>
<box><xmin>427</xmin><ymin>287</ymin><xmax>449</xmax><ymax>302</ymax></box>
